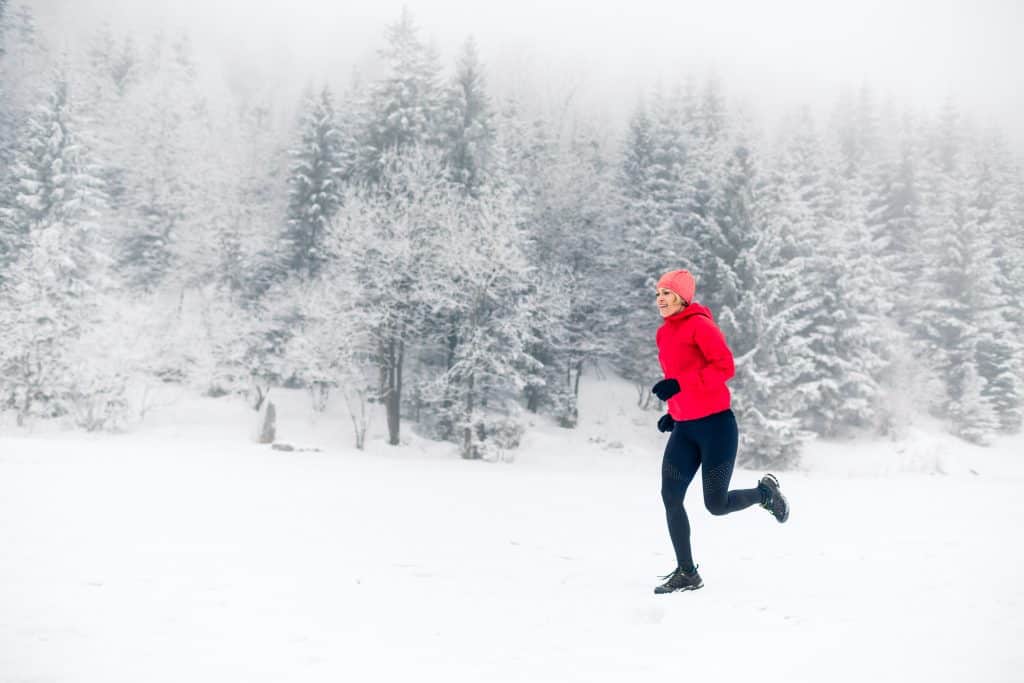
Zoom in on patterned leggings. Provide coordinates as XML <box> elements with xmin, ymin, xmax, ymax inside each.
<box><xmin>660</xmin><ymin>408</ymin><xmax>762</xmax><ymax>571</ymax></box>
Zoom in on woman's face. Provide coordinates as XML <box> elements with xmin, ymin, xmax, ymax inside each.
<box><xmin>656</xmin><ymin>288</ymin><xmax>685</xmax><ymax>318</ymax></box>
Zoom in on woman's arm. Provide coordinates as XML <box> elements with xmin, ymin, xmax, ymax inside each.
<box><xmin>682</xmin><ymin>317</ymin><xmax>735</xmax><ymax>389</ymax></box>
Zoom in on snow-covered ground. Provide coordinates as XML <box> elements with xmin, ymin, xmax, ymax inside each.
<box><xmin>2</xmin><ymin>376</ymin><xmax>1023</xmax><ymax>683</ymax></box>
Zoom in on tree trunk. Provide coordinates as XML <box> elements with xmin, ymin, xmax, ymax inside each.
<box><xmin>310</xmin><ymin>381</ymin><xmax>329</xmax><ymax>412</ymax></box>
<box><xmin>384</xmin><ymin>335</ymin><xmax>405</xmax><ymax>446</ymax></box>
<box><xmin>385</xmin><ymin>339</ymin><xmax>398</xmax><ymax>445</ymax></box>
<box><xmin>572</xmin><ymin>359</ymin><xmax>584</xmax><ymax>397</ymax></box>
<box><xmin>525</xmin><ymin>385</ymin><xmax>540</xmax><ymax>413</ymax></box>
<box><xmin>462</xmin><ymin>373</ymin><xmax>476</xmax><ymax>459</ymax></box>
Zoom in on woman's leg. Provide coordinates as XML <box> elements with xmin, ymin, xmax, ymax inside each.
<box><xmin>695</xmin><ymin>410</ymin><xmax>762</xmax><ymax>516</ymax></box>
<box><xmin>660</xmin><ymin>424</ymin><xmax>701</xmax><ymax>570</ymax></box>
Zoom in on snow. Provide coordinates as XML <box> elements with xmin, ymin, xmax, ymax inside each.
<box><xmin>2</xmin><ymin>375</ymin><xmax>1023</xmax><ymax>683</ymax></box>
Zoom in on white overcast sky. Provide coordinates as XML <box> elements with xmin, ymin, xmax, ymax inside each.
<box><xmin>27</xmin><ymin>0</ymin><xmax>1024</xmax><ymax>148</ymax></box>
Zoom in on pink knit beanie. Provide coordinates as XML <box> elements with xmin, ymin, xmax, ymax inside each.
<box><xmin>656</xmin><ymin>269</ymin><xmax>696</xmax><ymax>305</ymax></box>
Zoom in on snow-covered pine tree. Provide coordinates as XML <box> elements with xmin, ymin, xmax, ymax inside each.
<box><xmin>0</xmin><ymin>1</ymin><xmax>45</xmax><ymax>283</ymax></box>
<box><xmin>915</xmin><ymin>112</ymin><xmax>1000</xmax><ymax>444</ymax></box>
<box><xmin>964</xmin><ymin>138</ymin><xmax>1022</xmax><ymax>436</ymax></box>
<box><xmin>865</xmin><ymin>111</ymin><xmax>925</xmax><ymax>325</ymax></box>
<box><xmin>87</xmin><ymin>23</ymin><xmax>139</xmax><ymax>98</ymax></box>
<box><xmin>610</xmin><ymin>99</ymin><xmax>663</xmax><ymax>405</ymax></box>
<box><xmin>987</xmin><ymin>144</ymin><xmax>1024</xmax><ymax>434</ymax></box>
<box><xmin>647</xmin><ymin>84</ymin><xmax>690</xmax><ymax>247</ymax></box>
<box><xmin>283</xmin><ymin>86</ymin><xmax>347</xmax><ymax>281</ymax></box>
<box><xmin>222</xmin><ymin>100</ymin><xmax>289</xmax><ymax>304</ymax></box>
<box><xmin>698</xmin><ymin>76</ymin><xmax>727</xmax><ymax>145</ymax></box>
<box><xmin>706</xmin><ymin>137</ymin><xmax>759</xmax><ymax>349</ymax></box>
<box><xmin>519</xmin><ymin>122</ymin><xmax>617</xmax><ymax>427</ymax></box>
<box><xmin>676</xmin><ymin>77</ymin><xmax>728</xmax><ymax>313</ymax></box>
<box><xmin>492</xmin><ymin>96</ymin><xmax>552</xmax><ymax>204</ymax></box>
<box><xmin>775</xmin><ymin>91</ymin><xmax>893</xmax><ymax>439</ymax></box>
<box><xmin>114</xmin><ymin>31</ymin><xmax>213</xmax><ymax>293</ymax></box>
<box><xmin>440</xmin><ymin>37</ymin><xmax>495</xmax><ymax>196</ymax></box>
<box><xmin>798</xmin><ymin>162</ymin><xmax>892</xmax><ymax>437</ymax></box>
<box><xmin>833</xmin><ymin>84</ymin><xmax>881</xmax><ymax>181</ymax></box>
<box><xmin>729</xmin><ymin>109</ymin><xmax>829</xmax><ymax>466</ymax></box>
<box><xmin>406</xmin><ymin>37</ymin><xmax>499</xmax><ymax>436</ymax></box>
<box><xmin>358</xmin><ymin>7</ymin><xmax>443</xmax><ymax>185</ymax></box>
<box><xmin>489</xmin><ymin>101</ymin><xmax>569</xmax><ymax>417</ymax></box>
<box><xmin>0</xmin><ymin>71</ymin><xmax>110</xmax><ymax>425</ymax></box>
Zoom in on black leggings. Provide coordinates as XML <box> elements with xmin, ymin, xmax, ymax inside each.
<box><xmin>660</xmin><ymin>409</ymin><xmax>762</xmax><ymax>571</ymax></box>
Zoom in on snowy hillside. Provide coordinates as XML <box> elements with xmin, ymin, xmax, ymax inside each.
<box><xmin>2</xmin><ymin>373</ymin><xmax>1022</xmax><ymax>683</ymax></box>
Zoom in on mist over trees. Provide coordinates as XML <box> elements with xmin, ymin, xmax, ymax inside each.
<box><xmin>1</xmin><ymin>5</ymin><xmax>1022</xmax><ymax>465</ymax></box>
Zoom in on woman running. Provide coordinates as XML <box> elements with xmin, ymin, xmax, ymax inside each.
<box><xmin>652</xmin><ymin>269</ymin><xmax>789</xmax><ymax>594</ymax></box>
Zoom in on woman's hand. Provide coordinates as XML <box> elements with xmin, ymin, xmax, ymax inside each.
<box><xmin>657</xmin><ymin>413</ymin><xmax>675</xmax><ymax>433</ymax></box>
<box><xmin>651</xmin><ymin>378</ymin><xmax>681</xmax><ymax>401</ymax></box>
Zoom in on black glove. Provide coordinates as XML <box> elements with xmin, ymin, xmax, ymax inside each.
<box><xmin>651</xmin><ymin>378</ymin><xmax>681</xmax><ymax>401</ymax></box>
<box><xmin>657</xmin><ymin>413</ymin><xmax>675</xmax><ymax>433</ymax></box>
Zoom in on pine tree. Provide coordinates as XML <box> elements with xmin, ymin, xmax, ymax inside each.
<box><xmin>283</xmin><ymin>86</ymin><xmax>347</xmax><ymax>280</ymax></box>
<box><xmin>916</xmin><ymin>131</ymin><xmax>1001</xmax><ymax>443</ymax></box>
<box><xmin>491</xmin><ymin>101</ymin><xmax>569</xmax><ymax>417</ymax></box>
<box><xmin>610</xmin><ymin>100</ymin><xmax>663</xmax><ymax>404</ymax></box>
<box><xmin>730</xmin><ymin>109</ymin><xmax>831</xmax><ymax>465</ymax></box>
<box><xmin>115</xmin><ymin>31</ymin><xmax>213</xmax><ymax>292</ymax></box>
<box><xmin>519</xmin><ymin>122</ymin><xmax>617</xmax><ymax>427</ymax></box>
<box><xmin>990</xmin><ymin>151</ymin><xmax>1024</xmax><ymax>434</ymax></box>
<box><xmin>0</xmin><ymin>71</ymin><xmax>108</xmax><ymax>424</ymax></box>
<box><xmin>706</xmin><ymin>138</ymin><xmax>758</xmax><ymax>348</ymax></box>
<box><xmin>440</xmin><ymin>37</ymin><xmax>495</xmax><ymax>195</ymax></box>
<box><xmin>224</xmin><ymin>101</ymin><xmax>289</xmax><ymax>303</ymax></box>
<box><xmin>359</xmin><ymin>7</ymin><xmax>442</xmax><ymax>184</ymax></box>
<box><xmin>967</xmin><ymin>139</ymin><xmax>1022</xmax><ymax>435</ymax></box>
<box><xmin>676</xmin><ymin>78</ymin><xmax>729</xmax><ymax>313</ymax></box>
<box><xmin>88</xmin><ymin>23</ymin><xmax>140</xmax><ymax>97</ymax></box>
<box><xmin>865</xmin><ymin>111</ymin><xmax>924</xmax><ymax>325</ymax></box>
<box><xmin>0</xmin><ymin>1</ymin><xmax>44</xmax><ymax>282</ymax></box>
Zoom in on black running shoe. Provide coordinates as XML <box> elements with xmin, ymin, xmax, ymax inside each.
<box><xmin>654</xmin><ymin>566</ymin><xmax>703</xmax><ymax>594</ymax></box>
<box><xmin>758</xmin><ymin>473</ymin><xmax>789</xmax><ymax>523</ymax></box>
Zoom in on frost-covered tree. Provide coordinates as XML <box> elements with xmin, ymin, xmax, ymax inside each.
<box><xmin>358</xmin><ymin>8</ymin><xmax>442</xmax><ymax>184</ymax></box>
<box><xmin>219</xmin><ymin>101</ymin><xmax>289</xmax><ymax>303</ymax></box>
<box><xmin>610</xmin><ymin>100</ymin><xmax>663</xmax><ymax>403</ymax></box>
<box><xmin>440</xmin><ymin>37</ymin><xmax>495</xmax><ymax>195</ymax></box>
<box><xmin>865</xmin><ymin>112</ymin><xmax>924</xmax><ymax>324</ymax></box>
<box><xmin>706</xmin><ymin>138</ymin><xmax>759</xmax><ymax>349</ymax></box>
<box><xmin>283</xmin><ymin>86</ymin><xmax>348</xmax><ymax>280</ymax></box>
<box><xmin>916</xmin><ymin>139</ymin><xmax>1001</xmax><ymax>443</ymax></box>
<box><xmin>729</xmin><ymin>110</ymin><xmax>830</xmax><ymax>466</ymax></box>
<box><xmin>284</xmin><ymin>271</ymin><xmax>371</xmax><ymax>445</ymax></box>
<box><xmin>87</xmin><ymin>23</ymin><xmax>140</xmax><ymax>97</ymax></box>
<box><xmin>967</xmin><ymin>141</ymin><xmax>1023</xmax><ymax>435</ymax></box>
<box><xmin>114</xmin><ymin>32</ymin><xmax>217</xmax><ymax>292</ymax></box>
<box><xmin>429</xmin><ymin>186</ymin><xmax>535</xmax><ymax>459</ymax></box>
<box><xmin>670</xmin><ymin>79</ymin><xmax>735</xmax><ymax>321</ymax></box>
<box><xmin>332</xmin><ymin>149</ymin><xmax>455</xmax><ymax>445</ymax></box>
<box><xmin>520</xmin><ymin>123</ymin><xmax>617</xmax><ymax>427</ymax></box>
<box><xmin>0</xmin><ymin>1</ymin><xmax>45</xmax><ymax>281</ymax></box>
<box><xmin>0</xmin><ymin>72</ymin><xmax>109</xmax><ymax>425</ymax></box>
<box><xmin>796</xmin><ymin>164</ymin><xmax>892</xmax><ymax>437</ymax></box>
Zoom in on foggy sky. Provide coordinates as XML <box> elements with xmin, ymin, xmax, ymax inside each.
<box><xmin>26</xmin><ymin>0</ymin><xmax>1024</xmax><ymax>148</ymax></box>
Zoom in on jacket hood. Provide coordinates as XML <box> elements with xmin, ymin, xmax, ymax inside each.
<box><xmin>664</xmin><ymin>301</ymin><xmax>713</xmax><ymax>323</ymax></box>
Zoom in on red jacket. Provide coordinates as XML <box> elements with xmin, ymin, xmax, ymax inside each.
<box><xmin>655</xmin><ymin>302</ymin><xmax>735</xmax><ymax>421</ymax></box>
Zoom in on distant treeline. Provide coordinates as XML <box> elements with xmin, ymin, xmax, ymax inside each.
<box><xmin>1</xmin><ymin>4</ymin><xmax>1021</xmax><ymax>465</ymax></box>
